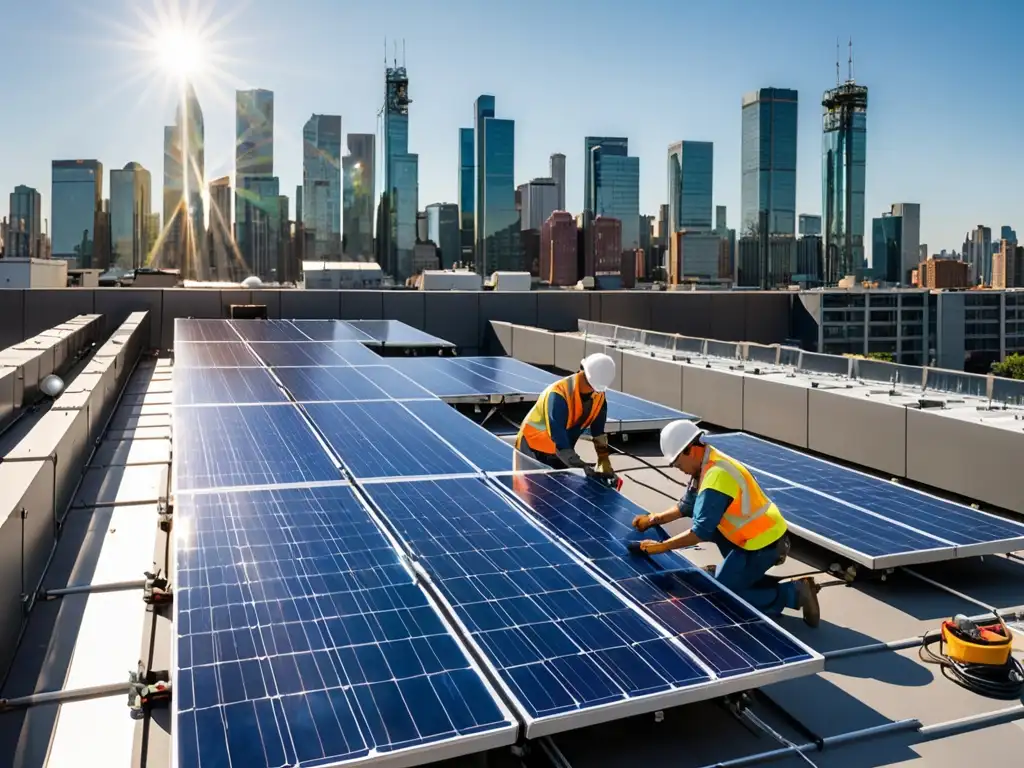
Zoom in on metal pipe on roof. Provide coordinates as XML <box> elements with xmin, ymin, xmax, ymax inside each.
<box><xmin>692</xmin><ymin>719</ymin><xmax>920</xmax><ymax>768</ymax></box>
<box><xmin>42</xmin><ymin>579</ymin><xmax>147</xmax><ymax>599</ymax></box>
<box><xmin>899</xmin><ymin>567</ymin><xmax>1000</xmax><ymax>614</ymax></box>
<box><xmin>0</xmin><ymin>681</ymin><xmax>131</xmax><ymax>711</ymax></box>
<box><xmin>536</xmin><ymin>736</ymin><xmax>574</xmax><ymax>768</ymax></box>
<box><xmin>917</xmin><ymin>704</ymin><xmax>1024</xmax><ymax>738</ymax></box>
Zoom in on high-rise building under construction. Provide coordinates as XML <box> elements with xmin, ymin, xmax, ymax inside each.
<box><xmin>381</xmin><ymin>61</ymin><xmax>418</xmax><ymax>282</ymax></box>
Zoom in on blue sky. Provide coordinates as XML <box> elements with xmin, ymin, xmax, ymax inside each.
<box><xmin>2</xmin><ymin>0</ymin><xmax>1021</xmax><ymax>257</ymax></box>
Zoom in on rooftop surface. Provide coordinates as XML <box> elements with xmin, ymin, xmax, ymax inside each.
<box><xmin>0</xmin><ymin>318</ymin><xmax>1022</xmax><ymax>768</ymax></box>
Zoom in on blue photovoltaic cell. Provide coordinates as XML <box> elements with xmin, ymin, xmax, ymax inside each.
<box><xmin>362</xmin><ymin>478</ymin><xmax>710</xmax><ymax>721</ymax></box>
<box><xmin>604</xmin><ymin>390</ymin><xmax>698</xmax><ymax>424</ymax></box>
<box><xmin>290</xmin><ymin>320</ymin><xmax>377</xmax><ymax>343</ymax></box>
<box><xmin>174</xmin><ymin>367</ymin><xmax>287</xmax><ymax>406</ymax></box>
<box><xmin>498</xmin><ymin>472</ymin><xmax>814</xmax><ymax>677</ymax></box>
<box><xmin>355</xmin><ymin>365</ymin><xmax>437</xmax><ymax>399</ymax></box>
<box><xmin>401</xmin><ymin>399</ymin><xmax>516</xmax><ymax>472</ymax></box>
<box><xmin>304</xmin><ymin>401</ymin><xmax>477</xmax><ymax>479</ymax></box>
<box><xmin>275</xmin><ymin>366</ymin><xmax>391</xmax><ymax>402</ymax></box>
<box><xmin>250</xmin><ymin>341</ymin><xmax>382</xmax><ymax>367</ymax></box>
<box><xmin>174</xmin><ymin>485</ymin><xmax>513</xmax><ymax>768</ymax></box>
<box><xmin>387</xmin><ymin>358</ymin><xmax>521</xmax><ymax>398</ymax></box>
<box><xmin>706</xmin><ymin>433</ymin><xmax>1024</xmax><ymax>550</ymax></box>
<box><xmin>230</xmin><ymin>320</ymin><xmax>312</xmax><ymax>343</ymax></box>
<box><xmin>345</xmin><ymin>320</ymin><xmax>455</xmax><ymax>347</ymax></box>
<box><xmin>175</xmin><ymin>404</ymin><xmax>340</xmax><ymax>491</ymax></box>
<box><xmin>176</xmin><ymin>342</ymin><xmax>260</xmax><ymax>368</ymax></box>
<box><xmin>176</xmin><ymin>319</ymin><xmax>241</xmax><ymax>343</ymax></box>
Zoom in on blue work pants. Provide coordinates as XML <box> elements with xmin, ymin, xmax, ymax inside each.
<box><xmin>709</xmin><ymin>540</ymin><xmax>800</xmax><ymax>616</ymax></box>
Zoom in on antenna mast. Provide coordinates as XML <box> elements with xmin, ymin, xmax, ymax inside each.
<box><xmin>848</xmin><ymin>38</ymin><xmax>854</xmax><ymax>82</ymax></box>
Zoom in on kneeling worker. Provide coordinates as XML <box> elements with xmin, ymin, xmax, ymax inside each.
<box><xmin>515</xmin><ymin>353</ymin><xmax>616</xmax><ymax>476</ymax></box>
<box><xmin>631</xmin><ymin>420</ymin><xmax>820</xmax><ymax>626</ymax></box>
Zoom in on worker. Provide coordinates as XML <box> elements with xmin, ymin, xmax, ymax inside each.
<box><xmin>630</xmin><ymin>420</ymin><xmax>820</xmax><ymax>626</ymax></box>
<box><xmin>515</xmin><ymin>353</ymin><xmax>616</xmax><ymax>476</ymax></box>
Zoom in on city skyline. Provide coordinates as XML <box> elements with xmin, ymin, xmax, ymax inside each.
<box><xmin>1</xmin><ymin>0</ymin><xmax>1022</xmax><ymax>262</ymax></box>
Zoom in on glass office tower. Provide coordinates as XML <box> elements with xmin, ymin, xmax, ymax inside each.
<box><xmin>236</xmin><ymin>89</ymin><xmax>274</xmax><ymax>177</ymax></box>
<box><xmin>667</xmin><ymin>141</ymin><xmax>713</xmax><ymax>233</ymax></box>
<box><xmin>741</xmin><ymin>88</ymin><xmax>798</xmax><ymax>236</ymax></box>
<box><xmin>303</xmin><ymin>114</ymin><xmax>342</xmax><ymax>259</ymax></box>
<box><xmin>342</xmin><ymin>133</ymin><xmax>375</xmax><ymax>260</ymax></box>
<box><xmin>52</xmin><ymin>159</ymin><xmax>102</xmax><ymax>267</ymax></box>
<box><xmin>822</xmin><ymin>81</ymin><xmax>868</xmax><ymax>283</ymax></box>
<box><xmin>426</xmin><ymin>202</ymin><xmax>460</xmax><ymax>268</ymax></box>
<box><xmin>383</xmin><ymin>66</ymin><xmax>418</xmax><ymax>281</ymax></box>
<box><xmin>8</xmin><ymin>185</ymin><xmax>42</xmax><ymax>259</ymax></box>
<box><xmin>235</xmin><ymin>88</ymin><xmax>275</xmax><ymax>275</ymax></box>
<box><xmin>458</xmin><ymin>127</ymin><xmax>475</xmax><ymax>262</ymax></box>
<box><xmin>594</xmin><ymin>154</ymin><xmax>640</xmax><ymax>250</ymax></box>
<box><xmin>474</xmin><ymin>95</ymin><xmax>518</xmax><ymax>274</ymax></box>
<box><xmin>109</xmin><ymin>162</ymin><xmax>152</xmax><ymax>270</ymax></box>
<box><xmin>583</xmin><ymin>136</ymin><xmax>628</xmax><ymax>217</ymax></box>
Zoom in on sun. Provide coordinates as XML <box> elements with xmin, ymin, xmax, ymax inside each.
<box><xmin>152</xmin><ymin>25</ymin><xmax>206</xmax><ymax>79</ymax></box>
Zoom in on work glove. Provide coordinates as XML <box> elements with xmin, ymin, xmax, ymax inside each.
<box><xmin>556</xmin><ymin>448</ymin><xmax>588</xmax><ymax>470</ymax></box>
<box><xmin>632</xmin><ymin>514</ymin><xmax>654</xmax><ymax>532</ymax></box>
<box><xmin>627</xmin><ymin>540</ymin><xmax>668</xmax><ymax>556</ymax></box>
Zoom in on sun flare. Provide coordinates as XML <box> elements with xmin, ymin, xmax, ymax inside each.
<box><xmin>152</xmin><ymin>25</ymin><xmax>207</xmax><ymax>79</ymax></box>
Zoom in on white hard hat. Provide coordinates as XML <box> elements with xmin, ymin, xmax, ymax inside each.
<box><xmin>580</xmin><ymin>353</ymin><xmax>616</xmax><ymax>392</ymax></box>
<box><xmin>660</xmin><ymin>420</ymin><xmax>705</xmax><ymax>463</ymax></box>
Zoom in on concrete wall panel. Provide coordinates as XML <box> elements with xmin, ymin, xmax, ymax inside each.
<box><xmin>537</xmin><ymin>291</ymin><xmax>590</xmax><ymax>332</ymax></box>
<box><xmin>281</xmin><ymin>290</ymin><xmax>339</xmax><ymax>319</ymax></box>
<box><xmin>250</xmin><ymin>290</ymin><xmax>282</xmax><ymax>318</ymax></box>
<box><xmin>94</xmin><ymin>290</ymin><xmax>163</xmax><ymax>349</ymax></box>
<box><xmin>743</xmin><ymin>293</ymin><xmax>792</xmax><ymax>344</ymax></box>
<box><xmin>598</xmin><ymin>292</ymin><xmax>652</xmax><ymax>330</ymax></box>
<box><xmin>512</xmin><ymin>326</ymin><xmax>555</xmax><ymax>366</ymax></box>
<box><xmin>554</xmin><ymin>334</ymin><xmax>586</xmax><ymax>373</ymax></box>
<box><xmin>480</xmin><ymin>293</ymin><xmax>539</xmax><ymax>353</ymax></box>
<box><xmin>220</xmin><ymin>290</ymin><xmax>251</xmax><ymax>316</ymax></box>
<box><xmin>490</xmin><ymin>321</ymin><xmax>514</xmax><ymax>356</ymax></box>
<box><xmin>426</xmin><ymin>292</ymin><xmax>479</xmax><ymax>349</ymax></box>
<box><xmin>339</xmin><ymin>291</ymin><xmax>383</xmax><ymax>320</ymax></box>
<box><xmin>682</xmin><ymin>366</ymin><xmax>744</xmax><ymax>428</ymax></box>
<box><xmin>25</xmin><ymin>290</ymin><xmax>94</xmax><ymax>338</ymax></box>
<box><xmin>906</xmin><ymin>410</ymin><xmax>1024</xmax><ymax>514</ymax></box>
<box><xmin>807</xmin><ymin>390</ymin><xmax>907</xmax><ymax>477</ymax></box>
<box><xmin>382</xmin><ymin>292</ymin><xmax>425</xmax><ymax>329</ymax></box>
<box><xmin>621</xmin><ymin>352</ymin><xmax>683</xmax><ymax>410</ymax></box>
<box><xmin>161</xmin><ymin>291</ymin><xmax>221</xmax><ymax>348</ymax></box>
<box><xmin>707</xmin><ymin>294</ymin><xmax>747</xmax><ymax>341</ymax></box>
<box><xmin>742</xmin><ymin>377</ymin><xmax>809</xmax><ymax>448</ymax></box>
<box><xmin>0</xmin><ymin>291</ymin><xmax>26</xmax><ymax>349</ymax></box>
<box><xmin>649</xmin><ymin>293</ymin><xmax>712</xmax><ymax>336</ymax></box>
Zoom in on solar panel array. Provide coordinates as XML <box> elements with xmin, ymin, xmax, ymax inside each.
<box><xmin>172</xmin><ymin>319</ymin><xmax>821</xmax><ymax>767</ymax></box>
<box><xmin>705</xmin><ymin>432</ymin><xmax>1024</xmax><ymax>569</ymax></box>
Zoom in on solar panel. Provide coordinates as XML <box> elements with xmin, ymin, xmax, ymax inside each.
<box><xmin>174</xmin><ymin>404</ymin><xmax>340</xmax><ymax>491</ymax></box>
<box><xmin>303</xmin><ymin>401</ymin><xmax>478</xmax><ymax>480</ymax></box>
<box><xmin>603</xmin><ymin>390</ymin><xmax>698</xmax><ymax>428</ymax></box>
<box><xmin>362</xmin><ymin>477</ymin><xmax>721</xmax><ymax>737</ymax></box>
<box><xmin>230</xmin><ymin>319</ymin><xmax>313</xmax><ymax>343</ymax></box>
<box><xmin>176</xmin><ymin>342</ymin><xmax>260</xmax><ymax>368</ymax></box>
<box><xmin>452</xmin><ymin>357</ymin><xmax>555</xmax><ymax>392</ymax></box>
<box><xmin>250</xmin><ymin>341</ymin><xmax>382</xmax><ymax>367</ymax></box>
<box><xmin>173</xmin><ymin>367</ymin><xmax>287</xmax><ymax>406</ymax></box>
<box><xmin>174</xmin><ymin>485</ymin><xmax>516</xmax><ymax>768</ymax></box>
<box><xmin>399</xmin><ymin>399</ymin><xmax>518</xmax><ymax>472</ymax></box>
<box><xmin>275</xmin><ymin>366</ymin><xmax>394</xmax><ymax>403</ymax></box>
<box><xmin>345</xmin><ymin>320</ymin><xmax>455</xmax><ymax>348</ymax></box>
<box><xmin>175</xmin><ymin>319</ymin><xmax>240</xmax><ymax>343</ymax></box>
<box><xmin>289</xmin><ymin>320</ymin><xmax>377</xmax><ymax>343</ymax></box>
<box><xmin>496</xmin><ymin>472</ymin><xmax>818</xmax><ymax>677</ymax></box>
<box><xmin>355</xmin><ymin>365</ymin><xmax>437</xmax><ymax>399</ymax></box>
<box><xmin>386</xmin><ymin>358</ymin><xmax>522</xmax><ymax>399</ymax></box>
<box><xmin>706</xmin><ymin>433</ymin><xmax>1024</xmax><ymax>565</ymax></box>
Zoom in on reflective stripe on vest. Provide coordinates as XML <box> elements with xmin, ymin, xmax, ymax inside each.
<box><xmin>698</xmin><ymin>447</ymin><xmax>787</xmax><ymax>551</ymax></box>
<box><xmin>516</xmin><ymin>374</ymin><xmax>605</xmax><ymax>456</ymax></box>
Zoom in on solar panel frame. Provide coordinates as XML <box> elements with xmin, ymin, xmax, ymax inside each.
<box><xmin>171</xmin><ymin>483</ymin><xmax>518</xmax><ymax>768</ymax></box>
<box><xmin>706</xmin><ymin>432</ymin><xmax>1024</xmax><ymax>567</ymax></box>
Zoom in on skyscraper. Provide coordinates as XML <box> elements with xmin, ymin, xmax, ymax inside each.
<box><xmin>109</xmin><ymin>162</ymin><xmax>152</xmax><ymax>270</ymax></box>
<box><xmin>208</xmin><ymin>176</ymin><xmax>233</xmax><ymax>278</ymax></box>
<box><xmin>178</xmin><ymin>82</ymin><xmax>205</xmax><ymax>274</ymax></box>
<box><xmin>585</xmin><ymin>137</ymin><xmax>639</xmax><ymax>252</ymax></box>
<box><xmin>822</xmin><ymin>77</ymin><xmax>868</xmax><ymax>283</ymax></box>
<box><xmin>667</xmin><ymin>141</ymin><xmax>714</xmax><ymax>233</ymax></box>
<box><xmin>519</xmin><ymin>178</ymin><xmax>559</xmax><ymax>231</ymax></box>
<box><xmin>52</xmin><ymin>160</ymin><xmax>102</xmax><ymax>267</ymax></box>
<box><xmin>235</xmin><ymin>89</ymin><xmax>277</xmax><ymax>277</ymax></box>
<box><xmin>382</xmin><ymin>64</ymin><xmax>418</xmax><ymax>281</ymax></box>
<box><xmin>458</xmin><ymin>128</ymin><xmax>474</xmax><ymax>262</ymax></box>
<box><xmin>474</xmin><ymin>95</ymin><xmax>518</xmax><ymax>274</ymax></box>
<box><xmin>741</xmin><ymin>88</ymin><xmax>798</xmax><ymax>236</ymax></box>
<box><xmin>342</xmin><ymin>133</ymin><xmax>375</xmax><ymax>260</ymax></box>
<box><xmin>8</xmin><ymin>185</ymin><xmax>42</xmax><ymax>259</ymax></box>
<box><xmin>549</xmin><ymin>153</ymin><xmax>566</xmax><ymax>211</ymax></box>
<box><xmin>162</xmin><ymin>124</ymin><xmax>183</xmax><ymax>267</ymax></box>
<box><xmin>425</xmin><ymin>203</ymin><xmax>460</xmax><ymax>268</ymax></box>
<box><xmin>303</xmin><ymin>114</ymin><xmax>342</xmax><ymax>259</ymax></box>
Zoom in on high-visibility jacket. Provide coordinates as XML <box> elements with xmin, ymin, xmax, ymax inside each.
<box><xmin>516</xmin><ymin>374</ymin><xmax>605</xmax><ymax>456</ymax></box>
<box><xmin>698</xmin><ymin>447</ymin><xmax>787</xmax><ymax>551</ymax></box>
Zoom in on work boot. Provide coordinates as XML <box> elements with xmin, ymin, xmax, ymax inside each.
<box><xmin>795</xmin><ymin>578</ymin><xmax>820</xmax><ymax>627</ymax></box>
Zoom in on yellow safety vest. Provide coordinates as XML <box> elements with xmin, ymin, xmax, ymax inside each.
<box><xmin>698</xmin><ymin>447</ymin><xmax>787</xmax><ymax>551</ymax></box>
<box><xmin>515</xmin><ymin>373</ymin><xmax>605</xmax><ymax>456</ymax></box>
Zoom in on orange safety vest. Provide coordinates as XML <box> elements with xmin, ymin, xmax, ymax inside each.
<box><xmin>515</xmin><ymin>373</ymin><xmax>605</xmax><ymax>456</ymax></box>
<box><xmin>697</xmin><ymin>446</ymin><xmax>788</xmax><ymax>551</ymax></box>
